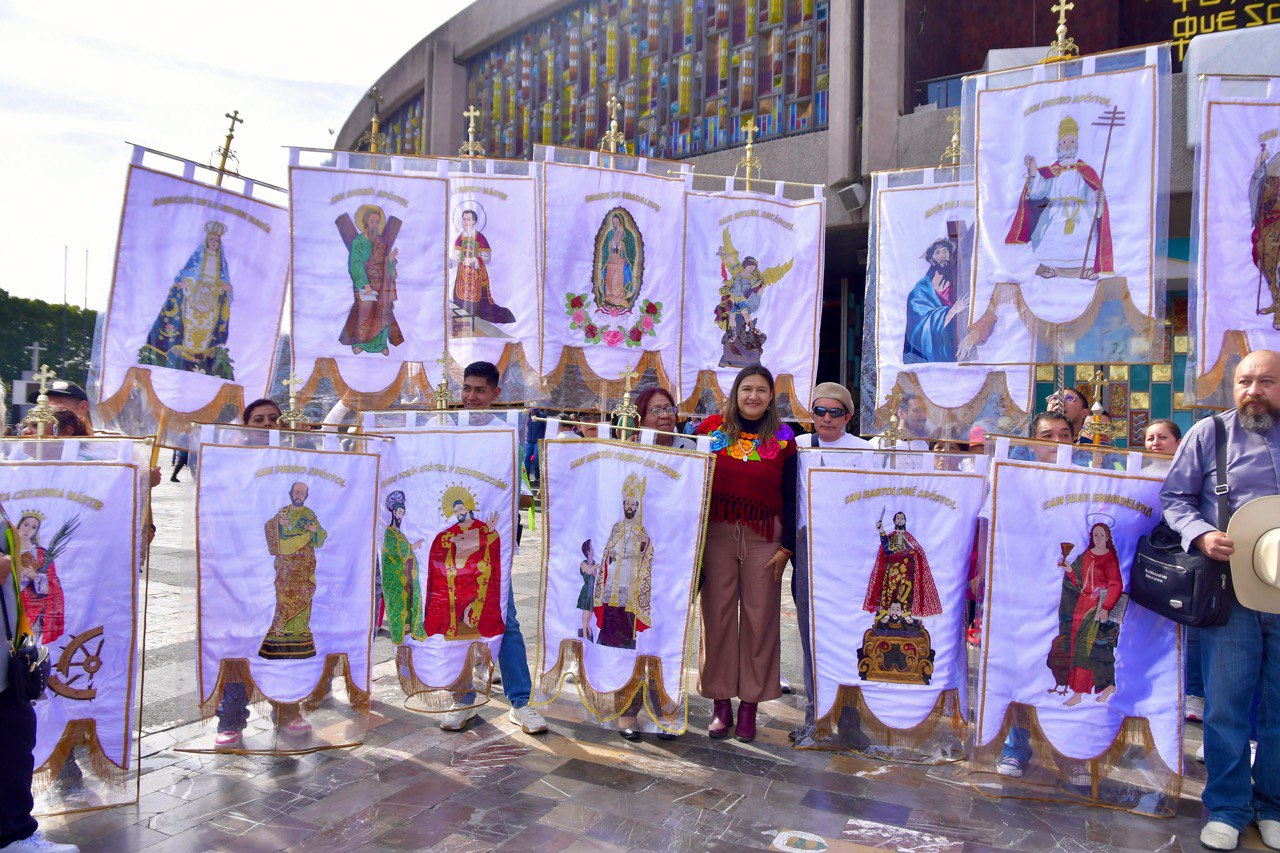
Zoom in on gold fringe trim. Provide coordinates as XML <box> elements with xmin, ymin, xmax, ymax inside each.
<box><xmin>872</xmin><ymin>372</ymin><xmax>1030</xmax><ymax>439</ymax></box>
<box><xmin>198</xmin><ymin>655</ymin><xmax>370</xmax><ymax>721</ymax></box>
<box><xmin>1193</xmin><ymin>329</ymin><xmax>1251</xmax><ymax>406</ymax></box>
<box><xmin>804</xmin><ymin>686</ymin><xmax>965</xmax><ymax>763</ymax></box>
<box><xmin>395</xmin><ymin>643</ymin><xmax>494</xmax><ymax>708</ymax></box>
<box><xmin>536</xmin><ymin>638</ymin><xmax>683</xmax><ymax>732</ymax></box>
<box><xmin>966</xmin><ymin>700</ymin><xmax>1182</xmax><ymax>816</ymax></box>
<box><xmin>293</xmin><ymin>358</ymin><xmax>433</xmax><ymax>413</ymax></box>
<box><xmin>31</xmin><ymin>718</ymin><xmax>130</xmax><ymax>793</ymax></box>
<box><xmin>680</xmin><ymin>369</ymin><xmax>814</xmax><ymax>420</ymax></box>
<box><xmin>96</xmin><ymin>366</ymin><xmax>245</xmax><ymax>433</ymax></box>
<box><xmin>981</xmin><ymin>280</ymin><xmax>1161</xmax><ymax>359</ymax></box>
<box><xmin>539</xmin><ymin>347</ymin><xmax>678</xmax><ymax>407</ymax></box>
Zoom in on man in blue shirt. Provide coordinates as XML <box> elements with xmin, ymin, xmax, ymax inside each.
<box><xmin>1161</xmin><ymin>350</ymin><xmax>1280</xmax><ymax>851</ymax></box>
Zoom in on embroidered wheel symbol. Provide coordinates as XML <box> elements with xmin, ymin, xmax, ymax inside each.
<box><xmin>47</xmin><ymin>625</ymin><xmax>105</xmax><ymax>701</ymax></box>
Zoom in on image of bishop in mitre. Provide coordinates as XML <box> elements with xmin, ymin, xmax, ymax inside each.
<box><xmin>424</xmin><ymin>485</ymin><xmax>504</xmax><ymax>641</ymax></box>
<box><xmin>137</xmin><ymin>220</ymin><xmax>235</xmax><ymax>379</ymax></box>
<box><xmin>592</xmin><ymin>473</ymin><xmax>654</xmax><ymax>650</ymax></box>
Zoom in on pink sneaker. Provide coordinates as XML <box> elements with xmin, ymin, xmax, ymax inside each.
<box><xmin>282</xmin><ymin>716</ymin><xmax>312</xmax><ymax>735</ymax></box>
<box><xmin>214</xmin><ymin>730</ymin><xmax>242</xmax><ymax>747</ymax></box>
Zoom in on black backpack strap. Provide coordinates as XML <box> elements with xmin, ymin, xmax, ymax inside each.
<box><xmin>1212</xmin><ymin>414</ymin><xmax>1231</xmax><ymax>531</ymax></box>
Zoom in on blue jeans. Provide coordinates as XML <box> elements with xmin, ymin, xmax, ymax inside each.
<box><xmin>1001</xmin><ymin>726</ymin><xmax>1033</xmax><ymax>764</ymax></box>
<box><xmin>463</xmin><ymin>580</ymin><xmax>531</xmax><ymax>708</ymax></box>
<box><xmin>1186</xmin><ymin>627</ymin><xmax>1204</xmax><ymax>697</ymax></box>
<box><xmin>1200</xmin><ymin>604</ymin><xmax>1280</xmax><ymax>830</ymax></box>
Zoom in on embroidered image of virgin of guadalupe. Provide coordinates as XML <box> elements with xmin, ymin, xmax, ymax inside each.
<box><xmin>592</xmin><ymin>208</ymin><xmax>643</xmax><ymax>316</ymax></box>
<box><xmin>1045</xmin><ymin>518</ymin><xmax>1126</xmax><ymax>706</ymax></box>
<box><xmin>137</xmin><ymin>221</ymin><xmax>235</xmax><ymax>379</ymax></box>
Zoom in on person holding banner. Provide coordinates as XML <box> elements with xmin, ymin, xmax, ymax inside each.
<box><xmin>695</xmin><ymin>365</ymin><xmax>796</xmax><ymax>742</ymax></box>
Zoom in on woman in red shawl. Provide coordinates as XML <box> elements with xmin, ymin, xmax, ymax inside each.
<box><xmin>16</xmin><ymin>514</ymin><xmax>64</xmax><ymax>645</ymax></box>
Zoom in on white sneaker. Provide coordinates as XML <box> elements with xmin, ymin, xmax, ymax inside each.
<box><xmin>1197</xmin><ymin>743</ymin><xmax>1205</xmax><ymax>763</ymax></box>
<box><xmin>509</xmin><ymin>705</ymin><xmax>547</xmax><ymax>734</ymax></box>
<box><xmin>0</xmin><ymin>831</ymin><xmax>80</xmax><ymax>852</ymax></box>
<box><xmin>1186</xmin><ymin>695</ymin><xmax>1205</xmax><ymax>722</ymax></box>
<box><xmin>1196</xmin><ymin>741</ymin><xmax>1257</xmax><ymax>764</ymax></box>
<box><xmin>995</xmin><ymin>756</ymin><xmax>1025</xmax><ymax>778</ymax></box>
<box><xmin>1259</xmin><ymin>819</ymin><xmax>1280</xmax><ymax>850</ymax></box>
<box><xmin>439</xmin><ymin>702</ymin><xmax>478</xmax><ymax>732</ymax></box>
<box><xmin>1200</xmin><ymin>821</ymin><xmax>1240</xmax><ymax>850</ymax></box>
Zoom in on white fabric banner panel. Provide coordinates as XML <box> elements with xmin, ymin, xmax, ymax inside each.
<box><xmin>806</xmin><ymin>462</ymin><xmax>984</xmax><ymax>731</ymax></box>
<box><xmin>196</xmin><ymin>442</ymin><xmax>379</xmax><ymax>708</ymax></box>
<box><xmin>679</xmin><ymin>190</ymin><xmax>825</xmax><ymax>414</ymax></box>
<box><xmin>535</xmin><ymin>438</ymin><xmax>713</xmax><ymax>729</ymax></box>
<box><xmin>864</xmin><ymin>169</ymin><xmax>1034</xmax><ymax>440</ymax></box>
<box><xmin>290</xmin><ymin>163</ymin><xmax>448</xmax><ymax>397</ymax></box>
<box><xmin>977</xmin><ymin>458</ymin><xmax>1180</xmax><ymax>767</ymax></box>
<box><xmin>1190</xmin><ymin>75</ymin><xmax>1280</xmax><ymax>406</ymax></box>
<box><xmin>540</xmin><ymin>162</ymin><xmax>687</xmax><ymax>390</ymax></box>
<box><xmin>447</xmin><ymin>169</ymin><xmax>542</xmax><ymax>377</ymax></box>
<box><xmin>98</xmin><ymin>163</ymin><xmax>288</xmax><ymax>418</ymax></box>
<box><xmin>370</xmin><ymin>422</ymin><xmax>516</xmax><ymax>704</ymax></box>
<box><xmin>968</xmin><ymin>47</ymin><xmax>1168</xmax><ymax>363</ymax></box>
<box><xmin>0</xmin><ymin>461</ymin><xmax>142</xmax><ymax>789</ymax></box>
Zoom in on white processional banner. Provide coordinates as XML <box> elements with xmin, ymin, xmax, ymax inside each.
<box><xmin>805</xmin><ymin>455</ymin><xmax>984</xmax><ymax>731</ymax></box>
<box><xmin>969</xmin><ymin>46</ymin><xmax>1168</xmax><ymax>362</ymax></box>
<box><xmin>1190</xmin><ymin>75</ymin><xmax>1280</xmax><ymax>406</ymax></box>
<box><xmin>196</xmin><ymin>440</ymin><xmax>379</xmax><ymax>714</ymax></box>
<box><xmin>446</xmin><ymin>166</ymin><xmax>542</xmax><ymax>381</ymax></box>
<box><xmin>535</xmin><ymin>437</ymin><xmax>713</xmax><ymax>728</ymax></box>
<box><xmin>98</xmin><ymin>157</ymin><xmax>288</xmax><ymax>421</ymax></box>
<box><xmin>366</xmin><ymin>420</ymin><xmax>516</xmax><ymax>706</ymax></box>
<box><xmin>864</xmin><ymin>169</ymin><xmax>1034</xmax><ymax>440</ymax></box>
<box><xmin>540</xmin><ymin>160</ymin><xmax>687</xmax><ymax>393</ymax></box>
<box><xmin>978</xmin><ymin>457</ymin><xmax>1180</xmax><ymax>767</ymax></box>
<box><xmin>0</xmin><ymin>459</ymin><xmax>142</xmax><ymax>791</ymax></box>
<box><xmin>680</xmin><ymin>188</ymin><xmax>825</xmax><ymax>414</ymax></box>
<box><xmin>290</xmin><ymin>159</ymin><xmax>448</xmax><ymax>400</ymax></box>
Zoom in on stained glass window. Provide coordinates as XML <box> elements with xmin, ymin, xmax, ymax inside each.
<box><xmin>466</xmin><ymin>0</ymin><xmax>830</xmax><ymax>160</ymax></box>
<box><xmin>380</xmin><ymin>93</ymin><xmax>426</xmax><ymax>156</ymax></box>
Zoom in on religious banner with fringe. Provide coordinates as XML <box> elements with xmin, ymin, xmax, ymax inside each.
<box><xmin>289</xmin><ymin>150</ymin><xmax>449</xmax><ymax>408</ymax></box>
<box><xmin>1187</xmin><ymin>75</ymin><xmax>1280</xmax><ymax>407</ymax></box>
<box><xmin>359</xmin><ymin>411</ymin><xmax>517</xmax><ymax>712</ymax></box>
<box><xmin>94</xmin><ymin>147</ymin><xmax>289</xmax><ymax>444</ymax></box>
<box><xmin>800</xmin><ymin>448</ymin><xmax>984</xmax><ymax>762</ymax></box>
<box><xmin>861</xmin><ymin>168</ymin><xmax>1035</xmax><ymax>441</ymax></box>
<box><xmin>538</xmin><ymin>151</ymin><xmax>689</xmax><ymax>406</ymax></box>
<box><xmin>964</xmin><ymin>45</ymin><xmax>1171</xmax><ymax>364</ymax></box>
<box><xmin>970</xmin><ymin>448</ymin><xmax>1181</xmax><ymax>815</ymax></box>
<box><xmin>191</xmin><ymin>428</ymin><xmax>380</xmax><ymax>754</ymax></box>
<box><xmin>0</xmin><ymin>445</ymin><xmax>145</xmax><ymax>815</ymax></box>
<box><xmin>679</xmin><ymin>185</ymin><xmax>825</xmax><ymax>416</ymax></box>
<box><xmin>532</xmin><ymin>434</ymin><xmax>713</xmax><ymax>736</ymax></box>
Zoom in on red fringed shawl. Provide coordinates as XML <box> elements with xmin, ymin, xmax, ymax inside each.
<box><xmin>696</xmin><ymin>414</ymin><xmax>796</xmax><ymax>541</ymax></box>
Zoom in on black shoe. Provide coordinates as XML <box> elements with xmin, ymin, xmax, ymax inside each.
<box><xmin>170</xmin><ymin>475</ymin><xmax>180</xmax><ymax>482</ymax></box>
<box><xmin>656</xmin><ymin>731</ymin><xmax>677</xmax><ymax>741</ymax></box>
<box><xmin>619</xmin><ymin>727</ymin><xmax>641</xmax><ymax>741</ymax></box>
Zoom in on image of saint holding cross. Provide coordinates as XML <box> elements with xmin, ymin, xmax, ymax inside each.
<box><xmin>1005</xmin><ymin>113</ymin><xmax>1117</xmax><ymax>281</ymax></box>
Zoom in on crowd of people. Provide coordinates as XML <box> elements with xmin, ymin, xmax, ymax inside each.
<box><xmin>1</xmin><ymin>350</ymin><xmax>1278</xmax><ymax>852</ymax></box>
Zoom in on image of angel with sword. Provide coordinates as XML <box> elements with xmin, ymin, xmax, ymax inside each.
<box><xmin>714</xmin><ymin>228</ymin><xmax>795</xmax><ymax>368</ymax></box>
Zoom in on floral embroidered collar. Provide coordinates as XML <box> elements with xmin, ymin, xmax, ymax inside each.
<box><xmin>704</xmin><ymin>414</ymin><xmax>794</xmax><ymax>461</ymax></box>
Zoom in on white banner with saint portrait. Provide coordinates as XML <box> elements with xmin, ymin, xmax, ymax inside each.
<box><xmin>862</xmin><ymin>169</ymin><xmax>1034</xmax><ymax>441</ymax></box>
<box><xmin>680</xmin><ymin>187</ymin><xmax>825</xmax><ymax>416</ymax></box>
<box><xmin>533</xmin><ymin>436</ymin><xmax>713</xmax><ymax>733</ymax></box>
<box><xmin>194</xmin><ymin>434</ymin><xmax>380</xmax><ymax>753</ymax></box>
<box><xmin>1189</xmin><ymin>75</ymin><xmax>1280</xmax><ymax>407</ymax></box>
<box><xmin>446</xmin><ymin>164</ymin><xmax>542</xmax><ymax>388</ymax></box>
<box><xmin>95</xmin><ymin>150</ymin><xmax>289</xmax><ymax>435</ymax></box>
<box><xmin>539</xmin><ymin>154</ymin><xmax>689</xmax><ymax>400</ymax></box>
<box><xmin>973</xmin><ymin>453</ymin><xmax>1181</xmax><ymax>812</ymax></box>
<box><xmin>290</xmin><ymin>154</ymin><xmax>448</xmax><ymax>404</ymax></box>
<box><xmin>804</xmin><ymin>453</ymin><xmax>984</xmax><ymax>756</ymax></box>
<box><xmin>0</xmin><ymin>449</ymin><xmax>145</xmax><ymax>813</ymax></box>
<box><xmin>967</xmin><ymin>46</ymin><xmax>1170</xmax><ymax>363</ymax></box>
<box><xmin>361</xmin><ymin>415</ymin><xmax>516</xmax><ymax>711</ymax></box>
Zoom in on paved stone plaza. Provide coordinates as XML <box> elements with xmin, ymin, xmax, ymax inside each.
<box><xmin>33</xmin><ymin>479</ymin><xmax>1249</xmax><ymax>852</ymax></box>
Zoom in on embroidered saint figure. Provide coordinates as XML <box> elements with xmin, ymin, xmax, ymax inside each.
<box><xmin>1005</xmin><ymin>115</ymin><xmax>1115</xmax><ymax>280</ymax></box>
<box><xmin>862</xmin><ymin>510</ymin><xmax>941</xmax><ymax>626</ymax></box>
<box><xmin>336</xmin><ymin>204</ymin><xmax>404</xmax><ymax>355</ymax></box>
<box><xmin>381</xmin><ymin>490</ymin><xmax>425</xmax><ymax>645</ymax></box>
<box><xmin>714</xmin><ymin>228</ymin><xmax>794</xmax><ymax>368</ymax></box>
<box><xmin>576</xmin><ymin>539</ymin><xmax>599</xmax><ymax>643</ymax></box>
<box><xmin>1046</xmin><ymin>517</ymin><xmax>1125</xmax><ymax>706</ymax></box>
<box><xmin>424</xmin><ymin>486</ymin><xmax>503</xmax><ymax>640</ymax></box>
<box><xmin>451</xmin><ymin>205</ymin><xmax>515</xmax><ymax>335</ymax></box>
<box><xmin>16</xmin><ymin>512</ymin><xmax>77</xmax><ymax>645</ymax></box>
<box><xmin>259</xmin><ymin>482</ymin><xmax>328</xmax><ymax>660</ymax></box>
<box><xmin>1251</xmin><ymin>144</ymin><xmax>1280</xmax><ymax>328</ymax></box>
<box><xmin>591</xmin><ymin>208</ymin><xmax>643</xmax><ymax>316</ymax></box>
<box><xmin>593</xmin><ymin>473</ymin><xmax>654</xmax><ymax>650</ymax></box>
<box><xmin>137</xmin><ymin>221</ymin><xmax>235</xmax><ymax>378</ymax></box>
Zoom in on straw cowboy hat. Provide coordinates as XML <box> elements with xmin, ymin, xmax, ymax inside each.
<box><xmin>1227</xmin><ymin>495</ymin><xmax>1280</xmax><ymax>614</ymax></box>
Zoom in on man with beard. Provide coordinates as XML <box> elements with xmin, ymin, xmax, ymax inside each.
<box><xmin>259</xmin><ymin>482</ymin><xmax>327</xmax><ymax>660</ymax></box>
<box><xmin>1162</xmin><ymin>350</ymin><xmax>1280</xmax><ymax>850</ymax></box>
<box><xmin>594</xmin><ymin>474</ymin><xmax>654</xmax><ymax>650</ymax></box>
<box><xmin>863</xmin><ymin>511</ymin><xmax>940</xmax><ymax>626</ymax></box>
<box><xmin>904</xmin><ymin>238</ymin><xmax>971</xmax><ymax>363</ymax></box>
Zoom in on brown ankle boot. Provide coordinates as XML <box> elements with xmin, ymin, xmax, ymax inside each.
<box><xmin>708</xmin><ymin>699</ymin><xmax>733</xmax><ymax>738</ymax></box>
<box><xmin>735</xmin><ymin>701</ymin><xmax>757</xmax><ymax>742</ymax></box>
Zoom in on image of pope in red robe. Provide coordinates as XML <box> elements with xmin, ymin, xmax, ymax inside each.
<box><xmin>424</xmin><ymin>488</ymin><xmax>504</xmax><ymax>641</ymax></box>
<box><xmin>862</xmin><ymin>511</ymin><xmax>941</xmax><ymax>626</ymax></box>
<box><xmin>1047</xmin><ymin>521</ymin><xmax>1124</xmax><ymax>706</ymax></box>
<box><xmin>1005</xmin><ymin>115</ymin><xmax>1114</xmax><ymax>281</ymax></box>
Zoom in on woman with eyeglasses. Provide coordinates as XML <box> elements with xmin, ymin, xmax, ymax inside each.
<box><xmin>695</xmin><ymin>365</ymin><xmax>797</xmax><ymax>742</ymax></box>
<box><xmin>633</xmin><ymin>387</ymin><xmax>695</xmax><ymax>449</ymax></box>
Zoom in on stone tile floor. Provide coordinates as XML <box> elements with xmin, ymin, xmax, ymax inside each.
<box><xmin>33</xmin><ymin>479</ymin><xmax>1253</xmax><ymax>852</ymax></box>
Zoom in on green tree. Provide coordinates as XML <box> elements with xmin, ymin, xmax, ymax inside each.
<box><xmin>0</xmin><ymin>289</ymin><xmax>97</xmax><ymax>393</ymax></box>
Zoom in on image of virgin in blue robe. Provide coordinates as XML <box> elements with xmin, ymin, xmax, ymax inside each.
<box><xmin>137</xmin><ymin>227</ymin><xmax>235</xmax><ymax>380</ymax></box>
<box><xmin>902</xmin><ymin>272</ymin><xmax>959</xmax><ymax>364</ymax></box>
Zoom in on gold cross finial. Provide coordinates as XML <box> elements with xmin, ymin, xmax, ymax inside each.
<box><xmin>735</xmin><ymin>115</ymin><xmax>763</xmax><ymax>191</ymax></box>
<box><xmin>279</xmin><ymin>375</ymin><xmax>305</xmax><ymax>427</ymax></box>
<box><xmin>1044</xmin><ymin>0</ymin><xmax>1080</xmax><ymax>62</ymax></box>
<box><xmin>599</xmin><ymin>91</ymin><xmax>628</xmax><ymax>156</ymax></box>
<box><xmin>607</xmin><ymin>95</ymin><xmax>621</xmax><ymax>123</ymax></box>
<box><xmin>941</xmin><ymin>109</ymin><xmax>962</xmax><ymax>166</ymax></box>
<box><xmin>459</xmin><ymin>104</ymin><xmax>485</xmax><ymax>157</ymax></box>
<box><xmin>743</xmin><ymin>116</ymin><xmax>758</xmax><ymax>143</ymax></box>
<box><xmin>214</xmin><ymin>109</ymin><xmax>243</xmax><ymax>187</ymax></box>
<box><xmin>612</xmin><ymin>368</ymin><xmax>640</xmax><ymax>432</ymax></box>
<box><xmin>433</xmin><ymin>353</ymin><xmax>452</xmax><ymax>411</ymax></box>
<box><xmin>27</xmin><ymin>364</ymin><xmax>58</xmax><ymax>435</ymax></box>
<box><xmin>33</xmin><ymin>363</ymin><xmax>56</xmax><ymax>395</ymax></box>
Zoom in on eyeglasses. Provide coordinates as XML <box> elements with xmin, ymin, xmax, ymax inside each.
<box><xmin>646</xmin><ymin>405</ymin><xmax>678</xmax><ymax>416</ymax></box>
<box><xmin>812</xmin><ymin>406</ymin><xmax>848</xmax><ymax>418</ymax></box>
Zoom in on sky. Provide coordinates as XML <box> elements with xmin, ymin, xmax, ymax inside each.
<box><xmin>0</xmin><ymin>1</ymin><xmax>474</xmax><ymax>311</ymax></box>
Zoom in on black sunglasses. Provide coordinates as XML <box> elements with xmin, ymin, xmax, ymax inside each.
<box><xmin>812</xmin><ymin>406</ymin><xmax>848</xmax><ymax>418</ymax></box>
